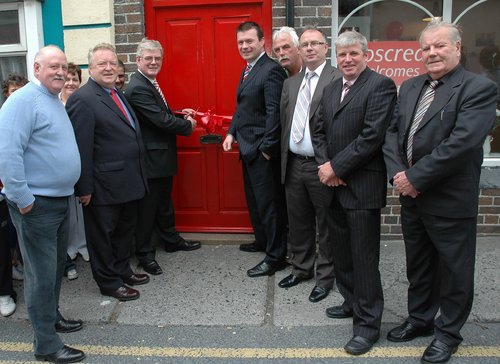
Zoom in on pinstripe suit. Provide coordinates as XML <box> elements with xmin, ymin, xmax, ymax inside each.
<box><xmin>280</xmin><ymin>64</ymin><xmax>340</xmax><ymax>287</ymax></box>
<box><xmin>228</xmin><ymin>53</ymin><xmax>287</xmax><ymax>263</ymax></box>
<box><xmin>313</xmin><ymin>67</ymin><xmax>396</xmax><ymax>340</ymax></box>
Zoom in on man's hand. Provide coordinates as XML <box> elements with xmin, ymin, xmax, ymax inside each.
<box><xmin>393</xmin><ymin>171</ymin><xmax>419</xmax><ymax>198</ymax></box>
<box><xmin>222</xmin><ymin>134</ymin><xmax>234</xmax><ymax>152</ymax></box>
<box><xmin>318</xmin><ymin>162</ymin><xmax>347</xmax><ymax>187</ymax></box>
<box><xmin>19</xmin><ymin>203</ymin><xmax>34</xmax><ymax>215</ymax></box>
<box><xmin>182</xmin><ymin>108</ymin><xmax>197</xmax><ymax>130</ymax></box>
<box><xmin>79</xmin><ymin>194</ymin><xmax>92</xmax><ymax>206</ymax></box>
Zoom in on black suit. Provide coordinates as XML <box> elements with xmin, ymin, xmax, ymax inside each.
<box><xmin>313</xmin><ymin>67</ymin><xmax>397</xmax><ymax>340</ymax></box>
<box><xmin>228</xmin><ymin>53</ymin><xmax>287</xmax><ymax>263</ymax></box>
<box><xmin>383</xmin><ymin>65</ymin><xmax>497</xmax><ymax>346</ymax></box>
<box><xmin>280</xmin><ymin>64</ymin><xmax>340</xmax><ymax>288</ymax></box>
<box><xmin>66</xmin><ymin>78</ymin><xmax>148</xmax><ymax>292</ymax></box>
<box><xmin>125</xmin><ymin>72</ymin><xmax>193</xmax><ymax>263</ymax></box>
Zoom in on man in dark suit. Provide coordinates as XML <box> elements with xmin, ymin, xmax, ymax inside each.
<box><xmin>67</xmin><ymin>43</ymin><xmax>150</xmax><ymax>301</ymax></box>
<box><xmin>125</xmin><ymin>38</ymin><xmax>199</xmax><ymax>276</ymax></box>
<box><xmin>279</xmin><ymin>27</ymin><xmax>340</xmax><ymax>303</ymax></box>
<box><xmin>222</xmin><ymin>21</ymin><xmax>287</xmax><ymax>277</ymax></box>
<box><xmin>383</xmin><ymin>20</ymin><xmax>497</xmax><ymax>364</ymax></box>
<box><xmin>313</xmin><ymin>30</ymin><xmax>396</xmax><ymax>355</ymax></box>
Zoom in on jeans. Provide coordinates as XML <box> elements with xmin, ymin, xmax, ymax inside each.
<box><xmin>7</xmin><ymin>196</ymin><xmax>70</xmax><ymax>355</ymax></box>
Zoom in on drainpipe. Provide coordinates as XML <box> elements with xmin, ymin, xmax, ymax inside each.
<box><xmin>285</xmin><ymin>0</ymin><xmax>294</xmax><ymax>28</ymax></box>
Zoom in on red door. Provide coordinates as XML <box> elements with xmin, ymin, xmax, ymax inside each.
<box><xmin>144</xmin><ymin>0</ymin><xmax>272</xmax><ymax>232</ymax></box>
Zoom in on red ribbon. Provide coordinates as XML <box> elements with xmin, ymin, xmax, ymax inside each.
<box><xmin>175</xmin><ymin>108</ymin><xmax>232</xmax><ymax>134</ymax></box>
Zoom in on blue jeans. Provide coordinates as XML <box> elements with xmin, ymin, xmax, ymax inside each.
<box><xmin>8</xmin><ymin>196</ymin><xmax>70</xmax><ymax>355</ymax></box>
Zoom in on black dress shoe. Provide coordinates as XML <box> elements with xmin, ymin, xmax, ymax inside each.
<box><xmin>239</xmin><ymin>242</ymin><xmax>265</xmax><ymax>253</ymax></box>
<box><xmin>325</xmin><ymin>305</ymin><xmax>353</xmax><ymax>319</ymax></box>
<box><xmin>139</xmin><ymin>260</ymin><xmax>163</xmax><ymax>275</ymax></box>
<box><xmin>247</xmin><ymin>260</ymin><xmax>287</xmax><ymax>277</ymax></box>
<box><xmin>421</xmin><ymin>339</ymin><xmax>458</xmax><ymax>363</ymax></box>
<box><xmin>123</xmin><ymin>273</ymin><xmax>150</xmax><ymax>286</ymax></box>
<box><xmin>101</xmin><ymin>286</ymin><xmax>140</xmax><ymax>301</ymax></box>
<box><xmin>55</xmin><ymin>318</ymin><xmax>83</xmax><ymax>333</ymax></box>
<box><xmin>278</xmin><ymin>274</ymin><xmax>311</xmax><ymax>288</ymax></box>
<box><xmin>165</xmin><ymin>240</ymin><xmax>201</xmax><ymax>252</ymax></box>
<box><xmin>344</xmin><ymin>335</ymin><xmax>377</xmax><ymax>355</ymax></box>
<box><xmin>387</xmin><ymin>320</ymin><xmax>434</xmax><ymax>342</ymax></box>
<box><xmin>309</xmin><ymin>286</ymin><xmax>330</xmax><ymax>303</ymax></box>
<box><xmin>34</xmin><ymin>345</ymin><xmax>85</xmax><ymax>363</ymax></box>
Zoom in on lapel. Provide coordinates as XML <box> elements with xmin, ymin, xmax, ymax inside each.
<box><xmin>415</xmin><ymin>68</ymin><xmax>463</xmax><ymax>133</ymax></box>
<box><xmin>134</xmin><ymin>72</ymin><xmax>171</xmax><ymax>113</ymax></box>
<box><xmin>237</xmin><ymin>53</ymin><xmax>267</xmax><ymax>97</ymax></box>
<box><xmin>334</xmin><ymin>67</ymin><xmax>371</xmax><ymax>116</ymax></box>
<box><xmin>89</xmin><ymin>78</ymin><xmax>136</xmax><ymax>130</ymax></box>
<box><xmin>286</xmin><ymin>70</ymin><xmax>305</xmax><ymax>130</ymax></box>
<box><xmin>310</xmin><ymin>64</ymin><xmax>337</xmax><ymax>118</ymax></box>
<box><xmin>404</xmin><ymin>76</ymin><xmax>427</xmax><ymax>133</ymax></box>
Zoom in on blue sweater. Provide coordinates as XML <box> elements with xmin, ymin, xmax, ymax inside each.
<box><xmin>0</xmin><ymin>81</ymin><xmax>81</xmax><ymax>208</ymax></box>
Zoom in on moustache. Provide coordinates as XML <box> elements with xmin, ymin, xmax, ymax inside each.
<box><xmin>53</xmin><ymin>77</ymin><xmax>65</xmax><ymax>81</ymax></box>
<box><xmin>279</xmin><ymin>57</ymin><xmax>290</xmax><ymax>63</ymax></box>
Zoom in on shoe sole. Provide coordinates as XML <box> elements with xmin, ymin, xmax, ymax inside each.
<box><xmin>34</xmin><ymin>353</ymin><xmax>86</xmax><ymax>363</ymax></box>
<box><xmin>100</xmin><ymin>292</ymin><xmax>140</xmax><ymax>302</ymax></box>
<box><xmin>55</xmin><ymin>325</ymin><xmax>83</xmax><ymax>333</ymax></box>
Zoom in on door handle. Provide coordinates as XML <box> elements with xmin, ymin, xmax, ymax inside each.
<box><xmin>200</xmin><ymin>134</ymin><xmax>222</xmax><ymax>144</ymax></box>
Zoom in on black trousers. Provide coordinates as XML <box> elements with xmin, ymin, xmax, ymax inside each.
<box><xmin>401</xmin><ymin>205</ymin><xmax>476</xmax><ymax>347</ymax></box>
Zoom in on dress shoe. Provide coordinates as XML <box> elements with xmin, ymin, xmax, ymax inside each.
<box><xmin>247</xmin><ymin>260</ymin><xmax>287</xmax><ymax>277</ymax></box>
<box><xmin>34</xmin><ymin>345</ymin><xmax>85</xmax><ymax>363</ymax></box>
<box><xmin>344</xmin><ymin>335</ymin><xmax>377</xmax><ymax>355</ymax></box>
<box><xmin>325</xmin><ymin>305</ymin><xmax>353</xmax><ymax>319</ymax></box>
<box><xmin>309</xmin><ymin>286</ymin><xmax>330</xmax><ymax>303</ymax></box>
<box><xmin>55</xmin><ymin>318</ymin><xmax>83</xmax><ymax>333</ymax></box>
<box><xmin>387</xmin><ymin>320</ymin><xmax>434</xmax><ymax>342</ymax></box>
<box><xmin>123</xmin><ymin>273</ymin><xmax>150</xmax><ymax>286</ymax></box>
<box><xmin>278</xmin><ymin>274</ymin><xmax>311</xmax><ymax>288</ymax></box>
<box><xmin>139</xmin><ymin>260</ymin><xmax>163</xmax><ymax>275</ymax></box>
<box><xmin>421</xmin><ymin>339</ymin><xmax>458</xmax><ymax>363</ymax></box>
<box><xmin>101</xmin><ymin>286</ymin><xmax>140</xmax><ymax>301</ymax></box>
<box><xmin>165</xmin><ymin>240</ymin><xmax>201</xmax><ymax>252</ymax></box>
<box><xmin>239</xmin><ymin>242</ymin><xmax>265</xmax><ymax>253</ymax></box>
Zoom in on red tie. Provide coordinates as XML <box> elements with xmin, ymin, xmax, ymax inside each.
<box><xmin>110</xmin><ymin>89</ymin><xmax>129</xmax><ymax>121</ymax></box>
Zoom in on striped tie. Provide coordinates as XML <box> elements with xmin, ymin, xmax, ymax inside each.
<box><xmin>243</xmin><ymin>64</ymin><xmax>252</xmax><ymax>81</ymax></box>
<box><xmin>291</xmin><ymin>71</ymin><xmax>316</xmax><ymax>143</ymax></box>
<box><xmin>153</xmin><ymin>79</ymin><xmax>169</xmax><ymax>108</ymax></box>
<box><xmin>340</xmin><ymin>81</ymin><xmax>352</xmax><ymax>102</ymax></box>
<box><xmin>407</xmin><ymin>80</ymin><xmax>439</xmax><ymax>166</ymax></box>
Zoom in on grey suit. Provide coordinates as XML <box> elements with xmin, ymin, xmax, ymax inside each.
<box><xmin>313</xmin><ymin>67</ymin><xmax>397</xmax><ymax>340</ymax></box>
<box><xmin>280</xmin><ymin>64</ymin><xmax>340</xmax><ymax>288</ymax></box>
<box><xmin>383</xmin><ymin>65</ymin><xmax>497</xmax><ymax>346</ymax></box>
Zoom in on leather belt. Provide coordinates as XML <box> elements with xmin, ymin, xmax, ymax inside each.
<box><xmin>289</xmin><ymin>151</ymin><xmax>314</xmax><ymax>161</ymax></box>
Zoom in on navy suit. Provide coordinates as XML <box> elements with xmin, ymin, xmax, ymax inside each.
<box><xmin>228</xmin><ymin>53</ymin><xmax>287</xmax><ymax>263</ymax></box>
<box><xmin>313</xmin><ymin>67</ymin><xmax>397</xmax><ymax>341</ymax></box>
<box><xmin>125</xmin><ymin>72</ymin><xmax>193</xmax><ymax>262</ymax></box>
<box><xmin>67</xmin><ymin>78</ymin><xmax>148</xmax><ymax>292</ymax></box>
<box><xmin>383</xmin><ymin>65</ymin><xmax>498</xmax><ymax>346</ymax></box>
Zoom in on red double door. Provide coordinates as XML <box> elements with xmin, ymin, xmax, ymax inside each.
<box><xmin>144</xmin><ymin>0</ymin><xmax>272</xmax><ymax>232</ymax></box>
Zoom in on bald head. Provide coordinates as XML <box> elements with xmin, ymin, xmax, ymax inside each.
<box><xmin>34</xmin><ymin>46</ymin><xmax>68</xmax><ymax>95</ymax></box>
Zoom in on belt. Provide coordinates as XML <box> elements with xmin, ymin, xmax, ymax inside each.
<box><xmin>289</xmin><ymin>151</ymin><xmax>314</xmax><ymax>161</ymax></box>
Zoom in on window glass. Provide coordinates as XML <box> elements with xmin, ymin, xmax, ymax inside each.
<box><xmin>0</xmin><ymin>56</ymin><xmax>27</xmax><ymax>107</ymax></box>
<box><xmin>0</xmin><ymin>9</ymin><xmax>20</xmax><ymax>45</ymax></box>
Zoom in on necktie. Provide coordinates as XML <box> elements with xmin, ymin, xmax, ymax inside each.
<box><xmin>407</xmin><ymin>80</ymin><xmax>439</xmax><ymax>166</ymax></box>
<box><xmin>243</xmin><ymin>64</ymin><xmax>252</xmax><ymax>81</ymax></box>
<box><xmin>291</xmin><ymin>71</ymin><xmax>316</xmax><ymax>143</ymax></box>
<box><xmin>110</xmin><ymin>89</ymin><xmax>130</xmax><ymax>122</ymax></box>
<box><xmin>340</xmin><ymin>81</ymin><xmax>352</xmax><ymax>102</ymax></box>
<box><xmin>153</xmin><ymin>79</ymin><xmax>169</xmax><ymax>108</ymax></box>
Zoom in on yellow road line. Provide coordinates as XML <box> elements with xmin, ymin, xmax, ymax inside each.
<box><xmin>1</xmin><ymin>342</ymin><xmax>499</xmax><ymax>359</ymax></box>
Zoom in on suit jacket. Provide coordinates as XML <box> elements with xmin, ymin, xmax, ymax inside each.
<box><xmin>228</xmin><ymin>53</ymin><xmax>287</xmax><ymax>163</ymax></box>
<box><xmin>313</xmin><ymin>67</ymin><xmax>397</xmax><ymax>209</ymax></box>
<box><xmin>125</xmin><ymin>72</ymin><xmax>193</xmax><ymax>178</ymax></box>
<box><xmin>383</xmin><ymin>65</ymin><xmax>498</xmax><ymax>218</ymax></box>
<box><xmin>66</xmin><ymin>78</ymin><xmax>147</xmax><ymax>205</ymax></box>
<box><xmin>280</xmin><ymin>63</ymin><xmax>340</xmax><ymax>184</ymax></box>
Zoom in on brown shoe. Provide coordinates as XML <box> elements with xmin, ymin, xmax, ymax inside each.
<box><xmin>101</xmin><ymin>286</ymin><xmax>140</xmax><ymax>301</ymax></box>
<box><xmin>123</xmin><ymin>273</ymin><xmax>150</xmax><ymax>286</ymax></box>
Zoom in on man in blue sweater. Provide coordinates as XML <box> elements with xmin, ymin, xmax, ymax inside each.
<box><xmin>0</xmin><ymin>45</ymin><xmax>85</xmax><ymax>363</ymax></box>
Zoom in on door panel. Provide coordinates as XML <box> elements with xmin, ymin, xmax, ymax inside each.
<box><xmin>145</xmin><ymin>0</ymin><xmax>271</xmax><ymax>232</ymax></box>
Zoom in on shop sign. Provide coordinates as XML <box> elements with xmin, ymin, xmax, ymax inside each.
<box><xmin>367</xmin><ymin>41</ymin><xmax>425</xmax><ymax>86</ymax></box>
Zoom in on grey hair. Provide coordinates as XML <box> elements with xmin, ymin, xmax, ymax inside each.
<box><xmin>88</xmin><ymin>43</ymin><xmax>116</xmax><ymax>65</ymax></box>
<box><xmin>136</xmin><ymin>38</ymin><xmax>163</xmax><ymax>58</ymax></box>
<box><xmin>272</xmin><ymin>26</ymin><xmax>299</xmax><ymax>47</ymax></box>
<box><xmin>419</xmin><ymin>19</ymin><xmax>461</xmax><ymax>44</ymax></box>
<box><xmin>335</xmin><ymin>30</ymin><xmax>368</xmax><ymax>54</ymax></box>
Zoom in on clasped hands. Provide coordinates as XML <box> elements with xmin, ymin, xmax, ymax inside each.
<box><xmin>317</xmin><ymin>162</ymin><xmax>346</xmax><ymax>187</ymax></box>
<box><xmin>393</xmin><ymin>171</ymin><xmax>419</xmax><ymax>198</ymax></box>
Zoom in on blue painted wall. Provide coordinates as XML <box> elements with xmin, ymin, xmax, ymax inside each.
<box><xmin>42</xmin><ymin>0</ymin><xmax>64</xmax><ymax>49</ymax></box>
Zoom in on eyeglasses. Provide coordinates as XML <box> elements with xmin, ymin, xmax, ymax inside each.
<box><xmin>300</xmin><ymin>41</ymin><xmax>326</xmax><ymax>49</ymax></box>
<box><xmin>95</xmin><ymin>61</ymin><xmax>118</xmax><ymax>68</ymax></box>
<box><xmin>141</xmin><ymin>56</ymin><xmax>163</xmax><ymax>63</ymax></box>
